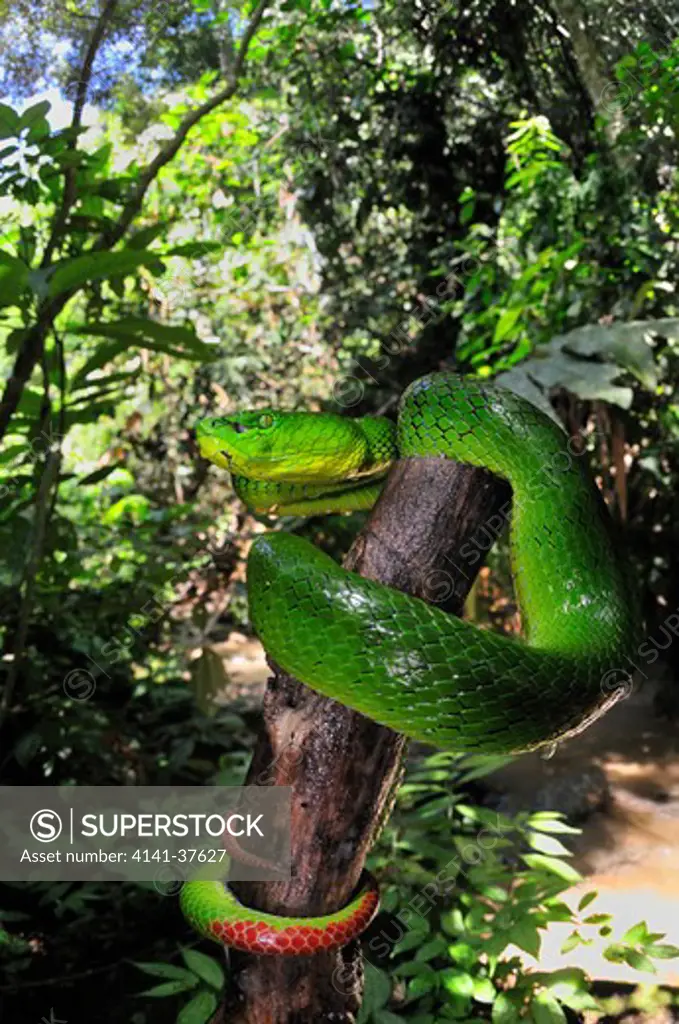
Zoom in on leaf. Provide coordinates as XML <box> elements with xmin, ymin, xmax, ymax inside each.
<box><xmin>497</xmin><ymin>317</ymin><xmax>679</xmax><ymax>416</ymax></box>
<box><xmin>78</xmin><ymin>461</ymin><xmax>127</xmax><ymax>486</ymax></box>
<box><xmin>492</xmin><ymin>992</ymin><xmax>521</xmax><ymax>1024</ymax></box>
<box><xmin>133</xmin><ymin>961</ymin><xmax>198</xmax><ymax>983</ymax></box>
<box><xmin>361</xmin><ymin>965</ymin><xmax>392</xmax><ymax>1014</ymax></box>
<box><xmin>0</xmin><ymin>103</ymin><xmax>19</xmax><ymax>139</ymax></box>
<box><xmin>407</xmin><ymin>971</ymin><xmax>438</xmax><ymax>997</ymax></box>
<box><xmin>577</xmin><ymin>892</ymin><xmax>598</xmax><ymax>912</ymax></box>
<box><xmin>164</xmin><ymin>241</ymin><xmax>223</xmax><ymax>258</ymax></box>
<box><xmin>493</xmin><ymin>308</ymin><xmax>522</xmax><ymax>343</ymax></box>
<box><xmin>18</xmin><ymin>101</ymin><xmax>51</xmax><ymax>131</ymax></box>
<box><xmin>128</xmin><ymin>223</ymin><xmax>168</xmax><ymax>250</ymax></box>
<box><xmin>473</xmin><ymin>977</ymin><xmax>496</xmax><ymax>1004</ymax></box>
<box><xmin>71</xmin><ymin>317</ymin><xmax>220</xmax><ymax>363</ymax></box>
<box><xmin>70</xmin><ymin>340</ymin><xmax>138</xmax><ymax>388</ymax></box>
<box><xmin>521</xmin><ymin>854</ymin><xmax>581</xmax><ymax>884</ymax></box>
<box><xmin>176</xmin><ymin>990</ymin><xmax>219</xmax><ymax>1024</ymax></box>
<box><xmin>394</xmin><ymin>961</ymin><xmax>437</xmax><ymax>978</ymax></box>
<box><xmin>560</xmin><ymin>932</ymin><xmax>582</xmax><ymax>955</ymax></box>
<box><xmin>441</xmin><ymin>969</ymin><xmax>475</xmax><ymax>997</ymax></box>
<box><xmin>508</xmin><ymin>917</ymin><xmax>541</xmax><ymax>958</ymax></box>
<box><xmin>457</xmin><ymin>756</ymin><xmax>515</xmax><ymax>782</ymax></box>
<box><xmin>0</xmin><ymin>252</ymin><xmax>29</xmax><ymax>309</ymax></box>
<box><xmin>528</xmin><ymin>817</ymin><xmax>580</xmax><ymax>836</ymax></box>
<box><xmin>531</xmin><ymin>991</ymin><xmax>567</xmax><ymax>1024</ymax></box>
<box><xmin>180</xmin><ymin>949</ymin><xmax>225</xmax><ymax>990</ymax></box>
<box><xmin>623</xmin><ymin>950</ymin><xmax>657</xmax><ymax>974</ymax></box>
<box><xmin>46</xmin><ymin>250</ymin><xmax>166</xmax><ymax>297</ymax></box>
<box><xmin>139</xmin><ymin>980</ymin><xmax>197</xmax><ymax>997</ymax></box>
<box><xmin>536</xmin><ymin>967</ymin><xmax>588</xmax><ymax>997</ymax></box>
<box><xmin>543</xmin><ymin>900</ymin><xmax>573</xmax><ymax>923</ymax></box>
<box><xmin>647</xmin><ymin>944</ymin><xmax>679</xmax><ymax>959</ymax></box>
<box><xmin>622</xmin><ymin>921</ymin><xmax>649</xmax><ymax>945</ymax></box>
<box><xmin>527</xmin><ymin>832</ymin><xmax>572</xmax><ymax>857</ymax></box>
<box><xmin>415</xmin><ymin>936</ymin><xmax>448</xmax><ymax>961</ymax></box>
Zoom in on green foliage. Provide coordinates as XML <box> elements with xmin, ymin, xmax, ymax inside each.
<box><xmin>351</xmin><ymin>753</ymin><xmax>679</xmax><ymax>1022</ymax></box>
<box><xmin>134</xmin><ymin>949</ymin><xmax>224</xmax><ymax>1022</ymax></box>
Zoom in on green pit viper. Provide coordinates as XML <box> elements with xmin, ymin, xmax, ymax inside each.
<box><xmin>180</xmin><ymin>373</ymin><xmax>637</xmax><ymax>956</ymax></box>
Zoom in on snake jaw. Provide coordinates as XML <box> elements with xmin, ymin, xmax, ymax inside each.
<box><xmin>196</xmin><ymin>431</ymin><xmax>232</xmax><ymax>469</ymax></box>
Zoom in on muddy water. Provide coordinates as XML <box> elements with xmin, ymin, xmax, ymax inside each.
<box><xmin>487</xmin><ymin>683</ymin><xmax>679</xmax><ymax>986</ymax></box>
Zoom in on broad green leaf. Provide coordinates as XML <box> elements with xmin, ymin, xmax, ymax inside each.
<box><xmin>623</xmin><ymin>950</ymin><xmax>657</xmax><ymax>974</ymax></box>
<box><xmin>491</xmin><ymin>991</ymin><xmax>521</xmax><ymax>1024</ymax></box>
<box><xmin>473</xmin><ymin>977</ymin><xmax>496</xmax><ymax>1003</ymax></box>
<box><xmin>527</xmin><ymin>832</ymin><xmax>572</xmax><ymax>857</ymax></box>
<box><xmin>528</xmin><ymin>816</ymin><xmax>580</xmax><ymax>836</ymax></box>
<box><xmin>497</xmin><ymin>317</ymin><xmax>679</xmax><ymax>416</ymax></box>
<box><xmin>0</xmin><ymin>444</ymin><xmax>28</xmax><ymax>466</ymax></box>
<box><xmin>18</xmin><ymin>101</ymin><xmax>51</xmax><ymax>130</ymax></box>
<box><xmin>621</xmin><ymin>921</ymin><xmax>649</xmax><ymax>944</ymax></box>
<box><xmin>133</xmin><ymin>961</ymin><xmax>198</xmax><ymax>982</ymax></box>
<box><xmin>70</xmin><ymin>340</ymin><xmax>138</xmax><ymax>388</ymax></box>
<box><xmin>129</xmin><ymin>223</ymin><xmax>168</xmax><ymax>249</ymax></box>
<box><xmin>647</xmin><ymin>944</ymin><xmax>679</xmax><ymax>959</ymax></box>
<box><xmin>408</xmin><ymin>972</ymin><xmax>438</xmax><ymax>997</ymax></box>
<box><xmin>139</xmin><ymin>980</ymin><xmax>197</xmax><ymax>997</ymax></box>
<box><xmin>533</xmin><ymin>966</ymin><xmax>588</xmax><ymax>997</ymax></box>
<box><xmin>164</xmin><ymin>241</ymin><xmax>223</xmax><ymax>258</ymax></box>
<box><xmin>493</xmin><ymin>308</ymin><xmax>521</xmax><ymax>343</ymax></box>
<box><xmin>0</xmin><ymin>104</ymin><xmax>19</xmax><ymax>139</ymax></box>
<box><xmin>0</xmin><ymin>252</ymin><xmax>29</xmax><ymax>309</ymax></box>
<box><xmin>394</xmin><ymin>960</ymin><xmax>437</xmax><ymax>978</ymax></box>
<box><xmin>103</xmin><ymin>494</ymin><xmax>150</xmax><ymax>525</ymax></box>
<box><xmin>560</xmin><ymin>932</ymin><xmax>583</xmax><ymax>954</ymax></box>
<box><xmin>441</xmin><ymin>969</ymin><xmax>474</xmax><ymax>997</ymax></box>
<box><xmin>521</xmin><ymin>854</ymin><xmax>581</xmax><ymax>884</ymax></box>
<box><xmin>415</xmin><ymin>936</ymin><xmax>448</xmax><ymax>961</ymax></box>
<box><xmin>508</xmin><ymin>917</ymin><xmax>541</xmax><ymax>958</ymax></box>
<box><xmin>78</xmin><ymin>461</ymin><xmax>127</xmax><ymax>487</ymax></box>
<box><xmin>531</xmin><ymin>991</ymin><xmax>567</xmax><ymax>1024</ymax></box>
<box><xmin>176</xmin><ymin>989</ymin><xmax>219</xmax><ymax>1024</ymax></box>
<box><xmin>46</xmin><ymin>250</ymin><xmax>165</xmax><ymax>297</ymax></box>
<box><xmin>71</xmin><ymin>317</ymin><xmax>220</xmax><ymax>362</ymax></box>
<box><xmin>361</xmin><ymin>965</ymin><xmax>392</xmax><ymax>1014</ymax></box>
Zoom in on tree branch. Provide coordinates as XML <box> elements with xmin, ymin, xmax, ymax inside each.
<box><xmin>41</xmin><ymin>0</ymin><xmax>120</xmax><ymax>268</ymax></box>
<box><xmin>220</xmin><ymin>457</ymin><xmax>511</xmax><ymax>1023</ymax></box>
<box><xmin>0</xmin><ymin>445</ymin><xmax>62</xmax><ymax>734</ymax></box>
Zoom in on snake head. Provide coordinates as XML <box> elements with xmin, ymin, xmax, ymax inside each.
<box><xmin>196</xmin><ymin>409</ymin><xmax>379</xmax><ymax>484</ymax></box>
<box><xmin>196</xmin><ymin>410</ymin><xmax>279</xmax><ymax>473</ymax></box>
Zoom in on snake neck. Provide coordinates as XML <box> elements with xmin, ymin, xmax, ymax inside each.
<box><xmin>229</xmin><ymin>415</ymin><xmax>396</xmax><ymax>515</ymax></box>
<box><xmin>398</xmin><ymin>373</ymin><xmax>637</xmax><ymax>660</ymax></box>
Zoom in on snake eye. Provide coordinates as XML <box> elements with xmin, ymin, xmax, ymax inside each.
<box><xmin>258</xmin><ymin>413</ymin><xmax>274</xmax><ymax>429</ymax></box>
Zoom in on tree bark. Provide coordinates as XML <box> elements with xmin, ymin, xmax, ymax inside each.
<box><xmin>549</xmin><ymin>0</ymin><xmax>625</xmax><ymax>143</ymax></box>
<box><xmin>220</xmin><ymin>457</ymin><xmax>511</xmax><ymax>1023</ymax></box>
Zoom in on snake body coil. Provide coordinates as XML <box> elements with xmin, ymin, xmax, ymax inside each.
<box><xmin>182</xmin><ymin>373</ymin><xmax>637</xmax><ymax>955</ymax></box>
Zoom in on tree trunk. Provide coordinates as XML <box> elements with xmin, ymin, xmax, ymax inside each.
<box><xmin>219</xmin><ymin>456</ymin><xmax>512</xmax><ymax>1023</ymax></box>
<box><xmin>550</xmin><ymin>0</ymin><xmax>625</xmax><ymax>143</ymax></box>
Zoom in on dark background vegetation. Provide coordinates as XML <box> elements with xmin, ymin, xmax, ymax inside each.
<box><xmin>0</xmin><ymin>1</ymin><xmax>678</xmax><ymax>1021</ymax></box>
